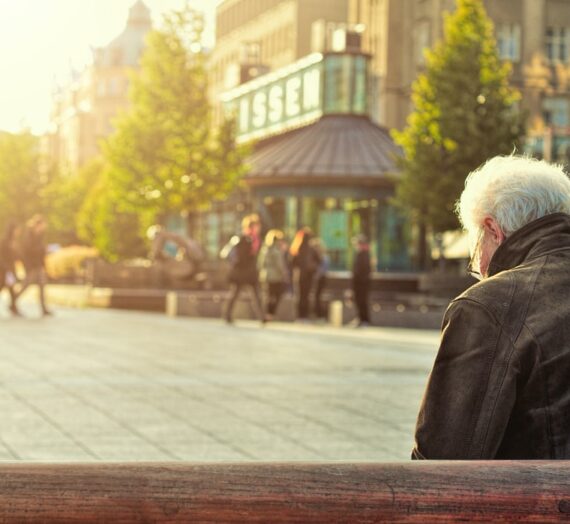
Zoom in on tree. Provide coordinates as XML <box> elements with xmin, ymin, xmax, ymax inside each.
<box><xmin>104</xmin><ymin>4</ymin><xmax>247</xmax><ymax>227</ymax></box>
<box><xmin>392</xmin><ymin>0</ymin><xmax>525</xmax><ymax>268</ymax></box>
<box><xmin>0</xmin><ymin>131</ymin><xmax>45</xmax><ymax>229</ymax></box>
<box><xmin>76</xmin><ymin>166</ymin><xmax>147</xmax><ymax>261</ymax></box>
<box><xmin>41</xmin><ymin>158</ymin><xmax>100</xmax><ymax>245</ymax></box>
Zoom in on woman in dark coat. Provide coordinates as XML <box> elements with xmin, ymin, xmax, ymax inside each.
<box><xmin>0</xmin><ymin>222</ymin><xmax>21</xmax><ymax>316</ymax></box>
<box><xmin>290</xmin><ymin>228</ymin><xmax>321</xmax><ymax>321</ymax></box>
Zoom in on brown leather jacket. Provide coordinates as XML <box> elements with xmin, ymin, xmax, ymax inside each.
<box><xmin>413</xmin><ymin>213</ymin><xmax>570</xmax><ymax>459</ymax></box>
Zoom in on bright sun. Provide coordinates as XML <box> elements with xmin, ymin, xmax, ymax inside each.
<box><xmin>0</xmin><ymin>0</ymin><xmax>218</xmax><ymax>134</ymax></box>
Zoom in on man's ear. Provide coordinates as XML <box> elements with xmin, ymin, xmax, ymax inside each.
<box><xmin>483</xmin><ymin>217</ymin><xmax>505</xmax><ymax>245</ymax></box>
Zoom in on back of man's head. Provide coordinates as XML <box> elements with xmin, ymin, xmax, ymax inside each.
<box><xmin>457</xmin><ymin>155</ymin><xmax>570</xmax><ymax>239</ymax></box>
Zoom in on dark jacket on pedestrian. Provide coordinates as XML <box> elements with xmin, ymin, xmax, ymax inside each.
<box><xmin>414</xmin><ymin>213</ymin><xmax>570</xmax><ymax>460</ymax></box>
<box><xmin>228</xmin><ymin>235</ymin><xmax>258</xmax><ymax>285</ymax></box>
<box><xmin>21</xmin><ymin>228</ymin><xmax>46</xmax><ymax>271</ymax></box>
<box><xmin>0</xmin><ymin>227</ymin><xmax>17</xmax><ymax>274</ymax></box>
<box><xmin>293</xmin><ymin>241</ymin><xmax>321</xmax><ymax>275</ymax></box>
<box><xmin>352</xmin><ymin>249</ymin><xmax>371</xmax><ymax>285</ymax></box>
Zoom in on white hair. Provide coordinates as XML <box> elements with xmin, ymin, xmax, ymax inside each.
<box><xmin>457</xmin><ymin>155</ymin><xmax>570</xmax><ymax>239</ymax></box>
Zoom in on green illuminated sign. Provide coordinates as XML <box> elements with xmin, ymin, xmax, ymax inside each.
<box><xmin>222</xmin><ymin>52</ymin><xmax>369</xmax><ymax>143</ymax></box>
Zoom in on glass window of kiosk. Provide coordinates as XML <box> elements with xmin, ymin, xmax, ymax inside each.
<box><xmin>299</xmin><ymin>197</ymin><xmax>375</xmax><ymax>271</ymax></box>
<box><xmin>259</xmin><ymin>196</ymin><xmax>298</xmax><ymax>244</ymax></box>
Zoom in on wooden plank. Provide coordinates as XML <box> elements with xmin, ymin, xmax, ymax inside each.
<box><xmin>0</xmin><ymin>462</ymin><xmax>568</xmax><ymax>522</ymax></box>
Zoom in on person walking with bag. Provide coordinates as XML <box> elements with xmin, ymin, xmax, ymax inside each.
<box><xmin>222</xmin><ymin>214</ymin><xmax>266</xmax><ymax>325</ymax></box>
<box><xmin>15</xmin><ymin>215</ymin><xmax>52</xmax><ymax>317</ymax></box>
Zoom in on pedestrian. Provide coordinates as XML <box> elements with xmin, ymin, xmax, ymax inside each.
<box><xmin>222</xmin><ymin>214</ymin><xmax>266</xmax><ymax>325</ymax></box>
<box><xmin>351</xmin><ymin>234</ymin><xmax>371</xmax><ymax>327</ymax></box>
<box><xmin>0</xmin><ymin>222</ymin><xmax>22</xmax><ymax>316</ymax></box>
<box><xmin>248</xmin><ymin>213</ymin><xmax>262</xmax><ymax>255</ymax></box>
<box><xmin>280</xmin><ymin>237</ymin><xmax>294</xmax><ymax>295</ymax></box>
<box><xmin>257</xmin><ymin>229</ymin><xmax>288</xmax><ymax>320</ymax></box>
<box><xmin>310</xmin><ymin>237</ymin><xmax>329</xmax><ymax>319</ymax></box>
<box><xmin>413</xmin><ymin>155</ymin><xmax>570</xmax><ymax>460</ymax></box>
<box><xmin>290</xmin><ymin>227</ymin><xmax>321</xmax><ymax>321</ymax></box>
<box><xmin>14</xmin><ymin>215</ymin><xmax>52</xmax><ymax>316</ymax></box>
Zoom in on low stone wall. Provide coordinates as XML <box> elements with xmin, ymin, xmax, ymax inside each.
<box><xmin>329</xmin><ymin>300</ymin><xmax>444</xmax><ymax>329</ymax></box>
<box><xmin>43</xmin><ymin>285</ymin><xmax>446</xmax><ymax>330</ymax></box>
<box><xmin>166</xmin><ymin>291</ymin><xmax>296</xmax><ymax>322</ymax></box>
<box><xmin>166</xmin><ymin>290</ymin><xmax>445</xmax><ymax>329</ymax></box>
<box><xmin>44</xmin><ymin>285</ymin><xmax>167</xmax><ymax>312</ymax></box>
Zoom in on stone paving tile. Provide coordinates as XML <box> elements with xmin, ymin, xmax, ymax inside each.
<box><xmin>0</xmin><ymin>300</ymin><xmax>440</xmax><ymax>462</ymax></box>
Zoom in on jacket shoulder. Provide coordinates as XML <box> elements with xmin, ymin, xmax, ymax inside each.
<box><xmin>453</xmin><ymin>272</ymin><xmax>516</xmax><ymax>326</ymax></box>
<box><xmin>454</xmin><ymin>260</ymin><xmax>545</xmax><ymax>341</ymax></box>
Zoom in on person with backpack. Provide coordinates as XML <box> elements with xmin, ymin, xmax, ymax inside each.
<box><xmin>222</xmin><ymin>214</ymin><xmax>266</xmax><ymax>325</ymax></box>
<box><xmin>257</xmin><ymin>229</ymin><xmax>288</xmax><ymax>320</ymax></box>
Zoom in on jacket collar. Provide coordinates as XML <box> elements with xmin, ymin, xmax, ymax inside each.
<box><xmin>487</xmin><ymin>213</ymin><xmax>570</xmax><ymax>277</ymax></box>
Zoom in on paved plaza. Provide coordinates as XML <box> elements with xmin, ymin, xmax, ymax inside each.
<box><xmin>0</xmin><ymin>301</ymin><xmax>441</xmax><ymax>462</ymax></box>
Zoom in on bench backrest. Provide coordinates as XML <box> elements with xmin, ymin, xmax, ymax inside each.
<box><xmin>1</xmin><ymin>461</ymin><xmax>569</xmax><ymax>522</ymax></box>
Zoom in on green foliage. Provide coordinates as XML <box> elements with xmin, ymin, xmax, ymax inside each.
<box><xmin>392</xmin><ymin>0</ymin><xmax>525</xmax><ymax>235</ymax></box>
<box><xmin>0</xmin><ymin>5</ymin><xmax>246</xmax><ymax>262</ymax></box>
<box><xmin>0</xmin><ymin>132</ymin><xmax>45</xmax><ymax>229</ymax></box>
<box><xmin>104</xmin><ymin>4</ymin><xmax>247</xmax><ymax>223</ymax></box>
<box><xmin>76</xmin><ymin>166</ymin><xmax>148</xmax><ymax>262</ymax></box>
<box><xmin>41</xmin><ymin>158</ymin><xmax>100</xmax><ymax>245</ymax></box>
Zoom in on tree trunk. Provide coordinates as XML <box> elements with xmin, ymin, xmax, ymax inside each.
<box><xmin>417</xmin><ymin>221</ymin><xmax>428</xmax><ymax>271</ymax></box>
<box><xmin>434</xmin><ymin>233</ymin><xmax>446</xmax><ymax>272</ymax></box>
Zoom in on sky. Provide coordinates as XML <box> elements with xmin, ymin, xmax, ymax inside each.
<box><xmin>0</xmin><ymin>0</ymin><xmax>223</xmax><ymax>134</ymax></box>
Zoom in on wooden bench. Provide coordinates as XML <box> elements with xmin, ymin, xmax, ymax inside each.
<box><xmin>0</xmin><ymin>461</ymin><xmax>569</xmax><ymax>522</ymax></box>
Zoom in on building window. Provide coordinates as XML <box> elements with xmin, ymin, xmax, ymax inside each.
<box><xmin>546</xmin><ymin>27</ymin><xmax>570</xmax><ymax>63</ymax></box>
<box><xmin>496</xmin><ymin>23</ymin><xmax>521</xmax><ymax>61</ymax></box>
<box><xmin>414</xmin><ymin>20</ymin><xmax>431</xmax><ymax>66</ymax></box>
<box><xmin>542</xmin><ymin>97</ymin><xmax>570</xmax><ymax>127</ymax></box>
<box><xmin>97</xmin><ymin>80</ymin><xmax>106</xmax><ymax>97</ymax></box>
<box><xmin>109</xmin><ymin>77</ymin><xmax>119</xmax><ymax>96</ymax></box>
<box><xmin>111</xmin><ymin>48</ymin><xmax>123</xmax><ymax>67</ymax></box>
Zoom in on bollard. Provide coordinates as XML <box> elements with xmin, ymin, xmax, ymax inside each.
<box><xmin>329</xmin><ymin>300</ymin><xmax>344</xmax><ymax>327</ymax></box>
<box><xmin>166</xmin><ymin>291</ymin><xmax>178</xmax><ymax>317</ymax></box>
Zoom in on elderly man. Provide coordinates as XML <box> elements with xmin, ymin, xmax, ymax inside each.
<box><xmin>413</xmin><ymin>155</ymin><xmax>570</xmax><ymax>459</ymax></box>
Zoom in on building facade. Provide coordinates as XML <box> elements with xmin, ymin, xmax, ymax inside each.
<box><xmin>43</xmin><ymin>1</ymin><xmax>152</xmax><ymax>172</ymax></box>
<box><xmin>209</xmin><ymin>0</ymin><xmax>350</xmax><ymax>124</ymax></box>
<box><xmin>196</xmin><ymin>0</ymin><xmax>410</xmax><ymax>272</ymax></box>
<box><xmin>348</xmin><ymin>0</ymin><xmax>570</xmax><ymax>162</ymax></box>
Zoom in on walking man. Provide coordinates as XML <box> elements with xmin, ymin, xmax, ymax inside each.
<box><xmin>15</xmin><ymin>215</ymin><xmax>52</xmax><ymax>316</ymax></box>
<box><xmin>222</xmin><ymin>214</ymin><xmax>266</xmax><ymax>325</ymax></box>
